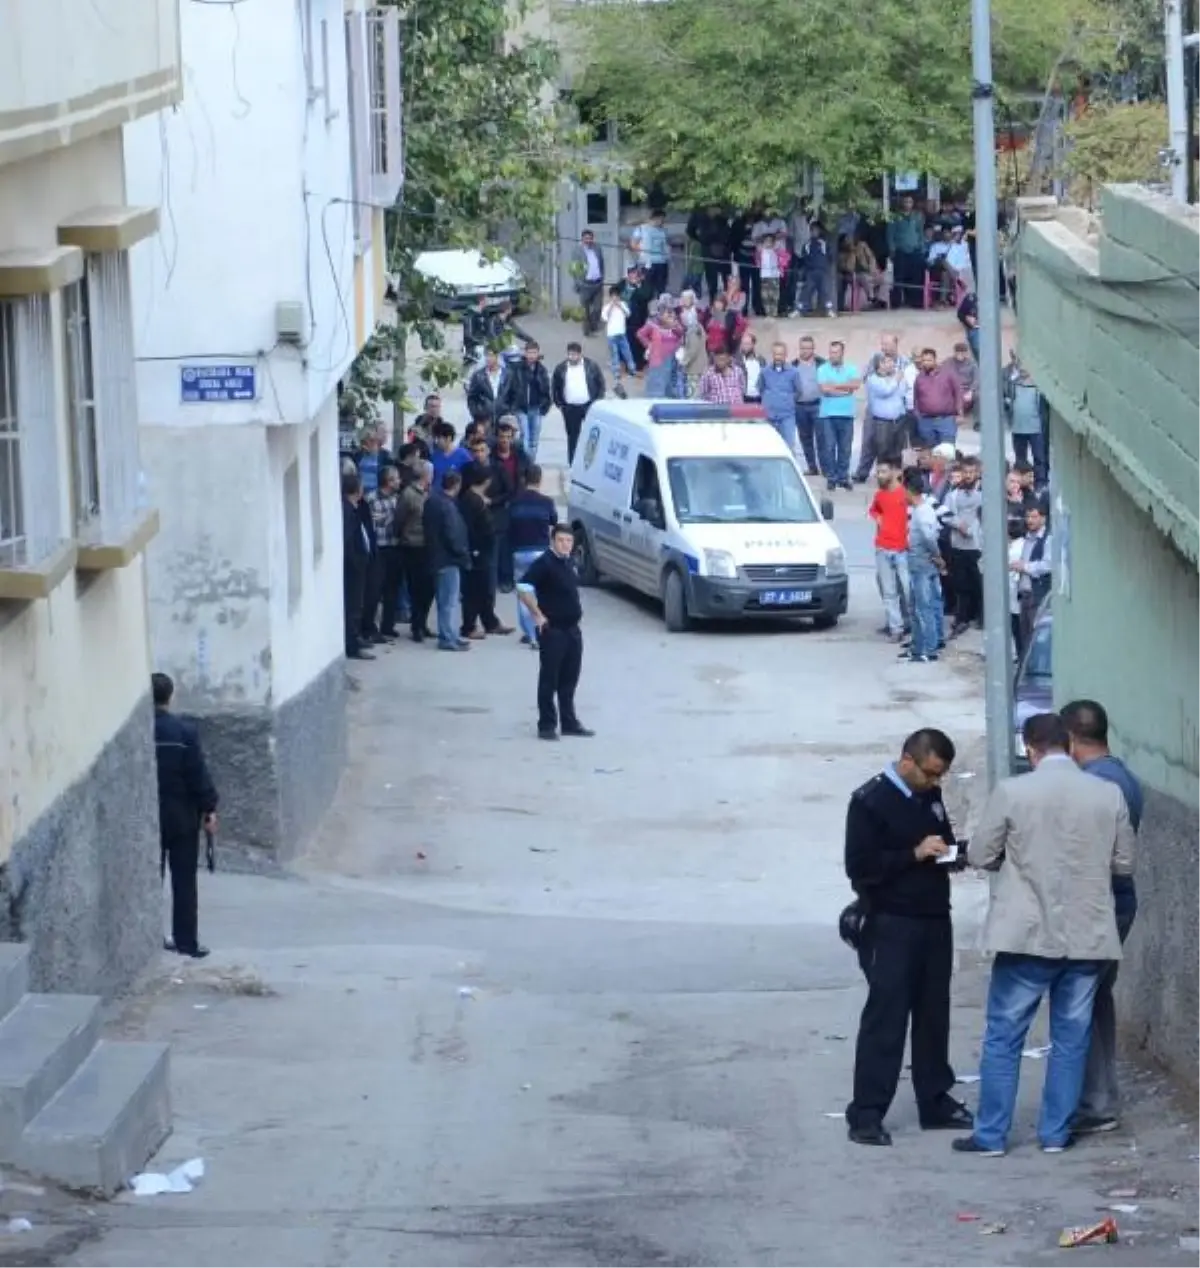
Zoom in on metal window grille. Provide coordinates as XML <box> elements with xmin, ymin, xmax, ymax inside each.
<box><xmin>0</xmin><ymin>294</ymin><xmax>61</xmax><ymax>569</ymax></box>
<box><xmin>366</xmin><ymin>7</ymin><xmax>403</xmax><ymax>205</ymax></box>
<box><xmin>63</xmin><ymin>278</ymin><xmax>100</xmax><ymax>532</ymax></box>
<box><xmin>367</xmin><ymin>12</ymin><xmax>387</xmax><ymax>177</ymax></box>
<box><xmin>345</xmin><ymin>12</ymin><xmax>372</xmax><ymax>249</ymax></box>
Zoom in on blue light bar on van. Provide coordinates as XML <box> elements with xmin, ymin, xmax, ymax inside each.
<box><xmin>648</xmin><ymin>403</ymin><xmax>767</xmax><ymax>423</ymax></box>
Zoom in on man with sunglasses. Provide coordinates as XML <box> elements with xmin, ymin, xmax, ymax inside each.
<box><xmin>843</xmin><ymin>728</ymin><xmax>974</xmax><ymax>1147</ymax></box>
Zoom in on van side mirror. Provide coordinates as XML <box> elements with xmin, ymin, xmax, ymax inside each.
<box><xmin>820</xmin><ymin>497</ymin><xmax>835</xmax><ymax>521</ymax></box>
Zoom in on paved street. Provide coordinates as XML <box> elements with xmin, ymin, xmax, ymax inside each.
<box><xmin>11</xmin><ymin>308</ymin><xmax>1193</xmax><ymax>1267</ymax></box>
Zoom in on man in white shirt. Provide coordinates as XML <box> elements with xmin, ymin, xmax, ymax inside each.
<box><xmin>601</xmin><ymin>285</ymin><xmax>636</xmax><ymax>389</ymax></box>
<box><xmin>944</xmin><ymin>226</ymin><xmax>974</xmax><ymax>296</ymax></box>
<box><xmin>551</xmin><ymin>342</ymin><xmax>606</xmax><ymax>465</ymax></box>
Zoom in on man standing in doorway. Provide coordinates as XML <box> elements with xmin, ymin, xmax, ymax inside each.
<box><xmin>792</xmin><ymin>335</ymin><xmax>825</xmax><ymax>476</ymax></box>
<box><xmin>422</xmin><ymin>468</ymin><xmax>472</xmax><ymax>651</ymax></box>
<box><xmin>888</xmin><ymin>194</ymin><xmax>928</xmax><ymax>309</ymax></box>
<box><xmin>552</xmin><ymin>342</ymin><xmax>606</xmax><ymax>466</ymax></box>
<box><xmin>1061</xmin><ymin>699</ymin><xmax>1144</xmax><ymax>1138</ymax></box>
<box><xmin>500</xmin><ymin>341</ymin><xmax>552</xmax><ymax>461</ymax></box>
<box><xmin>844</xmin><ymin>728</ymin><xmax>974</xmax><ymax>1146</ymax></box>
<box><xmin>955</xmin><ymin>713</ymin><xmax>1134</xmax><ymax>1158</ymax></box>
<box><xmin>571</xmin><ymin>229</ymin><xmax>606</xmax><ymax>337</ymax></box>
<box><xmin>153</xmin><ymin>672</ymin><xmax>218</xmax><ymax>960</ymax></box>
<box><xmin>816</xmin><ymin>340</ymin><xmax>860</xmax><ymax>491</ymax></box>
<box><xmin>519</xmin><ymin>523</ymin><xmax>594</xmax><ymax>741</ymax></box>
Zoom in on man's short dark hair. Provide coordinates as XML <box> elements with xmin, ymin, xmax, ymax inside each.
<box><xmin>432</xmin><ymin>421</ymin><xmax>456</xmax><ymax>442</ymax></box>
<box><xmin>921</xmin><ymin>346</ymin><xmax>938</xmax><ymax>358</ymax></box>
<box><xmin>398</xmin><ymin>442</ymin><xmax>418</xmax><ymax>463</ymax></box>
<box><xmin>902</xmin><ymin>727</ymin><xmax>956</xmax><ymax>766</ymax></box>
<box><xmin>464</xmin><ymin>465</ymin><xmax>491</xmax><ymax>490</ymax></box>
<box><xmin>442</xmin><ymin>469</ymin><xmax>463</xmax><ymax>492</ymax></box>
<box><xmin>566</xmin><ymin>341</ymin><xmax>582</xmax><ymax>354</ymax></box>
<box><xmin>829</xmin><ymin>339</ymin><xmax>845</xmax><ymax>352</ymax></box>
<box><xmin>1022</xmin><ymin>712</ymin><xmax>1070</xmax><ymax>753</ymax></box>
<box><xmin>380</xmin><ymin>463</ymin><xmax>400</xmax><ymax>485</ymax></box>
<box><xmin>424</xmin><ymin>393</ymin><xmax>439</xmax><ymax>408</ymax></box>
<box><xmin>151</xmin><ymin>672</ymin><xmax>174</xmax><ymax>707</ymax></box>
<box><xmin>1060</xmin><ymin>700</ymin><xmax>1109</xmax><ymax>746</ymax></box>
<box><xmin>1013</xmin><ymin>460</ymin><xmax>1034</xmax><ymax>476</ymax></box>
<box><xmin>526</xmin><ymin>463</ymin><xmax>543</xmax><ymax>485</ymax></box>
<box><xmin>552</xmin><ymin>522</ymin><xmax>574</xmax><ymax>539</ymax></box>
<box><xmin>342</xmin><ymin>470</ymin><xmax>362</xmax><ymax>497</ymax></box>
<box><xmin>526</xmin><ymin>340</ymin><xmax>540</xmax><ymax>353</ymax></box>
<box><xmin>902</xmin><ymin>468</ymin><xmax>925</xmax><ymax>494</ymax></box>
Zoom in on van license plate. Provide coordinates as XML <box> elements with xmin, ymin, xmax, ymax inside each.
<box><xmin>761</xmin><ymin>589</ymin><xmax>811</xmax><ymax>606</ymax></box>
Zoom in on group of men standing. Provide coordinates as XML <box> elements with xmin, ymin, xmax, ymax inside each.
<box><xmin>845</xmin><ymin>702</ymin><xmax>1141</xmax><ymax>1155</ymax></box>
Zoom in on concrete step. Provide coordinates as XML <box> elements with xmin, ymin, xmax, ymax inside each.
<box><xmin>0</xmin><ymin>944</ymin><xmax>30</xmax><ymax>1018</ymax></box>
<box><xmin>0</xmin><ymin>995</ymin><xmax>101</xmax><ymax>1153</ymax></box>
<box><xmin>19</xmin><ymin>1041</ymin><xmax>171</xmax><ymax>1195</ymax></box>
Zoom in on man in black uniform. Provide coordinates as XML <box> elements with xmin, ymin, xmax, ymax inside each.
<box><xmin>843</xmin><ymin>727</ymin><xmax>973</xmax><ymax>1145</ymax></box>
<box><xmin>153</xmin><ymin>672</ymin><xmax>219</xmax><ymax>959</ymax></box>
<box><xmin>517</xmin><ymin>523</ymin><xmax>594</xmax><ymax>741</ymax></box>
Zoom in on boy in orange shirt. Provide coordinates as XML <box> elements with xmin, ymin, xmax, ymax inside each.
<box><xmin>868</xmin><ymin>460</ymin><xmax>911</xmax><ymax>640</ymax></box>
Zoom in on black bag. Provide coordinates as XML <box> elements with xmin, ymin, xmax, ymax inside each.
<box><xmin>838</xmin><ymin>898</ymin><xmax>869</xmax><ymax>950</ymax></box>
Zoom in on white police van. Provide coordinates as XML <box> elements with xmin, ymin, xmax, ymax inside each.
<box><xmin>567</xmin><ymin>401</ymin><xmax>848</xmax><ymax>631</ymax></box>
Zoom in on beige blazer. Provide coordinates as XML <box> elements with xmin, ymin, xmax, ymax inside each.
<box><xmin>968</xmin><ymin>755</ymin><xmax>1134</xmax><ymax>961</ymax></box>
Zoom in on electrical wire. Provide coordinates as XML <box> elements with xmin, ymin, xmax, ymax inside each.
<box><xmin>157</xmin><ymin>112</ymin><xmax>179</xmax><ymax>290</ymax></box>
<box><xmin>228</xmin><ymin>1</ymin><xmax>251</xmax><ymax>119</ymax></box>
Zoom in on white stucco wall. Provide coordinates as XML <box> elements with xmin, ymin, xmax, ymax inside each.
<box><xmin>0</xmin><ymin>132</ymin><xmax>153</xmax><ymax>859</ymax></box>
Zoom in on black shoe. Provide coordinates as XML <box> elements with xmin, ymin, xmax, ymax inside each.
<box><xmin>951</xmin><ymin>1135</ymin><xmax>1005</xmax><ymax>1157</ymax></box>
<box><xmin>176</xmin><ymin>945</ymin><xmax>211</xmax><ymax>960</ymax></box>
<box><xmin>410</xmin><ymin>630</ymin><xmax>425</xmax><ymax>643</ymax></box>
<box><xmin>920</xmin><ymin>1099</ymin><xmax>974</xmax><ymax>1131</ymax></box>
<box><xmin>561</xmin><ymin>724</ymin><xmax>595</xmax><ymax>737</ymax></box>
<box><xmin>421</xmin><ymin>627</ymin><xmax>435</xmax><ymax>639</ymax></box>
<box><xmin>848</xmin><ymin>1123</ymin><xmax>893</xmax><ymax>1147</ymax></box>
<box><xmin>841</xmin><ymin>480</ymin><xmax>854</xmax><ymax>491</ymax></box>
<box><xmin>380</xmin><ymin>628</ymin><xmax>400</xmax><ymax>639</ymax></box>
<box><xmin>805</xmin><ymin>467</ymin><xmax>820</xmax><ymax>477</ymax></box>
<box><xmin>437</xmin><ymin>642</ymin><xmax>468</xmax><ymax>652</ymax></box>
<box><xmin>538</xmin><ymin>728</ymin><xmax>559</xmax><ymax>741</ymax></box>
<box><xmin>1072</xmin><ymin>1113</ymin><xmax>1119</xmax><ymax>1136</ymax></box>
<box><xmin>347</xmin><ymin>649</ymin><xmax>376</xmax><ymax>661</ymax></box>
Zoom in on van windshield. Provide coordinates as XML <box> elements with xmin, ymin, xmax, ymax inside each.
<box><xmin>665</xmin><ymin>456</ymin><xmax>818</xmax><ymax>525</ymax></box>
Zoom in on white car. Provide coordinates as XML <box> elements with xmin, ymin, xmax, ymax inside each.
<box><xmin>407</xmin><ymin>249</ymin><xmax>525</xmax><ymax>314</ymax></box>
<box><xmin>567</xmin><ymin>400</ymin><xmax>848</xmax><ymax>631</ymax></box>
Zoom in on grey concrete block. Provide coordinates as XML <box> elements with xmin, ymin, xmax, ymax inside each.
<box><xmin>0</xmin><ymin>943</ymin><xmax>30</xmax><ymax>1018</ymax></box>
<box><xmin>19</xmin><ymin>1040</ymin><xmax>171</xmax><ymax>1196</ymax></box>
<box><xmin>0</xmin><ymin>994</ymin><xmax>101</xmax><ymax>1153</ymax></box>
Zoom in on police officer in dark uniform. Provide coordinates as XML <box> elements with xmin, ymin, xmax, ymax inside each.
<box><xmin>517</xmin><ymin>523</ymin><xmax>594</xmax><ymax>741</ymax></box>
<box><xmin>153</xmin><ymin>672</ymin><xmax>219</xmax><ymax>959</ymax></box>
<box><xmin>843</xmin><ymin>727</ymin><xmax>973</xmax><ymax>1145</ymax></box>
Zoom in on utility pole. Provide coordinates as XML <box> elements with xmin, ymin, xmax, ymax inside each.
<box><xmin>1166</xmin><ymin>0</ymin><xmax>1189</xmax><ymax>202</ymax></box>
<box><xmin>971</xmin><ymin>0</ymin><xmax>1014</xmax><ymax>790</ymax></box>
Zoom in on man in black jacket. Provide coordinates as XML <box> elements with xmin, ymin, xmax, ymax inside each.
<box><xmin>551</xmin><ymin>342</ymin><xmax>606</xmax><ymax>465</ymax></box>
<box><xmin>500</xmin><ymin>341</ymin><xmax>552</xmax><ymax>460</ymax></box>
<box><xmin>457</xmin><ymin>463</ymin><xmax>511</xmax><ymax>640</ymax></box>
<box><xmin>466</xmin><ymin>348</ymin><xmax>510</xmax><ymax>435</ymax></box>
<box><xmin>843</xmin><ymin>727</ymin><xmax>974</xmax><ymax>1146</ymax></box>
<box><xmin>153</xmin><ymin>672</ymin><xmax>218</xmax><ymax>959</ymax></box>
<box><xmin>422</xmin><ymin>469</ymin><xmax>472</xmax><ymax>651</ymax></box>
<box><xmin>342</xmin><ymin>469</ymin><xmax>374</xmax><ymax>660</ymax></box>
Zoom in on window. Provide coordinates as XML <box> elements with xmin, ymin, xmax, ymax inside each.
<box><xmin>0</xmin><ymin>295</ymin><xmax>64</xmax><ymax>573</ymax></box>
<box><xmin>586</xmin><ymin>193</ymin><xmax>609</xmax><ymax>226</ymax></box>
<box><xmin>284</xmin><ymin>458</ymin><xmax>303</xmax><ymax>613</ymax></box>
<box><xmin>665</xmin><ymin>456</ymin><xmax>820</xmax><ymax>525</ymax></box>
<box><xmin>309</xmin><ymin>425</ymin><xmax>324</xmax><ymax>561</ymax></box>
<box><xmin>347</xmin><ymin>8</ymin><xmax>403</xmax><ymax>250</ymax></box>
<box><xmin>64</xmin><ymin>252</ymin><xmax>142</xmax><ymax>546</ymax></box>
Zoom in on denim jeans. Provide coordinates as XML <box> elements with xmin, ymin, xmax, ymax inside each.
<box><xmin>796</xmin><ymin>401</ymin><xmax>821</xmax><ymax>471</ymax></box>
<box><xmin>819</xmin><ymin>414</ymin><xmax>854</xmax><ymax>483</ymax></box>
<box><xmin>974</xmin><ymin>954</ymin><xmax>1104</xmax><ymax>1152</ymax></box>
<box><xmin>434</xmin><ymin>565</ymin><xmax>462</xmax><ymax>648</ymax></box>
<box><xmin>644</xmin><ymin>361</ymin><xmax>673</xmax><ymax>397</ymax></box>
<box><xmin>908</xmin><ymin>562</ymin><xmax>943</xmax><ymax>657</ymax></box>
<box><xmin>607</xmin><ymin>334</ymin><xmax>636</xmax><ymax>377</ymax></box>
<box><xmin>519</xmin><ymin>409</ymin><xmax>543</xmax><ymax>460</ymax></box>
<box><xmin>916</xmin><ymin>414</ymin><xmax>957</xmax><ymax>446</ymax></box>
<box><xmin>513</xmin><ymin>547</ymin><xmax>542</xmax><ymax>643</ymax></box>
<box><xmin>769</xmin><ymin>414</ymin><xmax>798</xmax><ymax>454</ymax></box>
<box><xmin>875</xmin><ymin>548</ymin><xmax>910</xmax><ymax>635</ymax></box>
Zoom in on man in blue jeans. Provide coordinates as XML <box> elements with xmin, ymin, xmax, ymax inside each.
<box><xmin>956</xmin><ymin>713</ymin><xmax>1136</xmax><ymax>1157</ymax></box>
<box><xmin>499</xmin><ymin>341</ymin><xmax>552</xmax><ymax>461</ymax></box>
<box><xmin>816</xmin><ymin>339</ymin><xmax>860</xmax><ymax>491</ymax></box>
<box><xmin>421</xmin><ymin>469</ymin><xmax>472</xmax><ymax>651</ymax></box>
<box><xmin>902</xmin><ymin>469</ymin><xmax>945</xmax><ymax>662</ymax></box>
<box><xmin>509</xmin><ymin>463</ymin><xmax>558</xmax><ymax>647</ymax></box>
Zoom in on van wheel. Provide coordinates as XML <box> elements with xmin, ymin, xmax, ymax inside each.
<box><xmin>812</xmin><ymin>612</ymin><xmax>839</xmax><ymax>630</ymax></box>
<box><xmin>573</xmin><ymin>527</ymin><xmax>600</xmax><ymax>586</ymax></box>
<box><xmin>663</xmin><ymin>569</ymin><xmax>691</xmax><ymax>632</ymax></box>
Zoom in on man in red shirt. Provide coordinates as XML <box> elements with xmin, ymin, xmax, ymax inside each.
<box><xmin>868</xmin><ymin>459</ymin><xmax>911</xmax><ymax>640</ymax></box>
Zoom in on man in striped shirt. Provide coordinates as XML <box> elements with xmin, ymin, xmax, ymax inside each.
<box><xmin>698</xmin><ymin>349</ymin><xmax>747</xmax><ymax>405</ymax></box>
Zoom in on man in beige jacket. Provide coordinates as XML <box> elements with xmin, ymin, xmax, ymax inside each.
<box><xmin>953</xmin><ymin>712</ymin><xmax>1135</xmax><ymax>1158</ymax></box>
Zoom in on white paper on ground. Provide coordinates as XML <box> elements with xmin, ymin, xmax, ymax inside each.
<box><xmin>6</xmin><ymin>1217</ymin><xmax>32</xmax><ymax>1233</ymax></box>
<box><xmin>130</xmin><ymin>1157</ymin><xmax>205</xmax><ymax>1196</ymax></box>
<box><xmin>956</xmin><ymin>1073</ymin><xmax>981</xmax><ymax>1084</ymax></box>
<box><xmin>1021</xmin><ymin>1045</ymin><xmax>1052</xmax><ymax>1059</ymax></box>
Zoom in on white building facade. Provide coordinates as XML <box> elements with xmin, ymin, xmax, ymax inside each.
<box><xmin>0</xmin><ymin>0</ymin><xmax>180</xmax><ymax>991</ymax></box>
<box><xmin>123</xmin><ymin>0</ymin><xmax>401</xmax><ymax>864</ymax></box>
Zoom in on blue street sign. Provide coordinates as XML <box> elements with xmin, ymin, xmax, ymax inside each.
<box><xmin>180</xmin><ymin>364</ymin><xmax>257</xmax><ymax>403</ymax></box>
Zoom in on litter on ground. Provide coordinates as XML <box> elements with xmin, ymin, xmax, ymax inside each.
<box><xmin>1109</xmin><ymin>1204</ymin><xmax>1139</xmax><ymax>1214</ymax></box>
<box><xmin>1022</xmin><ymin>1045</ymin><xmax>1052</xmax><ymax>1060</ymax></box>
<box><xmin>980</xmin><ymin>1222</ymin><xmax>1007</xmax><ymax>1235</ymax></box>
<box><xmin>6</xmin><ymin>1218</ymin><xmax>32</xmax><ymax>1233</ymax></box>
<box><xmin>130</xmin><ymin>1158</ymin><xmax>205</xmax><ymax>1196</ymax></box>
<box><xmin>1059</xmin><ymin>1217</ymin><xmax>1118</xmax><ymax>1247</ymax></box>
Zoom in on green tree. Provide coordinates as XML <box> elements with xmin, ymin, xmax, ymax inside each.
<box><xmin>567</xmin><ymin>0</ymin><xmax>1118</xmax><ymax>208</ymax></box>
<box><xmin>1064</xmin><ymin>101</ymin><xmax>1171</xmax><ymax>202</ymax></box>
<box><xmin>342</xmin><ymin>0</ymin><xmax>584</xmax><ymax>431</ymax></box>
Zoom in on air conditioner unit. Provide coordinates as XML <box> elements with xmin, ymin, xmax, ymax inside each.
<box><xmin>276</xmin><ymin>301</ymin><xmax>308</xmax><ymax>346</ymax></box>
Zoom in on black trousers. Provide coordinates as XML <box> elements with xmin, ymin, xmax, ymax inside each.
<box><xmin>738</xmin><ymin>261</ymin><xmax>763</xmax><ymax>315</ymax></box>
<box><xmin>848</xmin><ymin>912</ymin><xmax>955</xmax><ymax>1128</ymax></box>
<box><xmin>562</xmin><ymin>403</ymin><xmax>590</xmax><ymax>465</ymax></box>
<box><xmin>538</xmin><ymin>623</ymin><xmax>582</xmax><ymax>732</ymax></box>
<box><xmin>461</xmin><ymin>566</ymin><xmax>498</xmax><ymax>634</ymax></box>
<box><xmin>373</xmin><ymin>545</ymin><xmax>403</xmax><ymax>634</ymax></box>
<box><xmin>796</xmin><ymin>402</ymin><xmax>821</xmax><ymax>473</ymax></box>
<box><xmin>855</xmin><ymin>416</ymin><xmax>908</xmax><ymax>479</ymax></box>
<box><xmin>400</xmin><ymin>545</ymin><xmax>433</xmax><ymax>636</ymax></box>
<box><xmin>891</xmin><ymin>250</ymin><xmax>925</xmax><ymax>309</ymax></box>
<box><xmin>361</xmin><ymin>552</ymin><xmax>383</xmax><ymax>637</ymax></box>
<box><xmin>949</xmin><ymin>546</ymin><xmax>982</xmax><ymax>625</ymax></box>
<box><xmin>161</xmin><ymin>830</ymin><xmax>200</xmax><ymax>953</ymax></box>
<box><xmin>344</xmin><ymin>560</ymin><xmax>366</xmax><ymax>655</ymax></box>
<box><xmin>703</xmin><ymin>258</ymin><xmax>731</xmax><ymax>303</ymax></box>
<box><xmin>648</xmin><ymin>262</ymin><xmax>669</xmax><ymax>297</ymax></box>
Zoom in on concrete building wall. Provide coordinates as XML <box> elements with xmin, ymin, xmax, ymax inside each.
<box><xmin>124</xmin><ymin>0</ymin><xmax>398</xmax><ymax>863</ymax></box>
<box><xmin>0</xmin><ymin>0</ymin><xmax>180</xmax><ymax>994</ymax></box>
<box><xmin>1017</xmin><ymin>186</ymin><xmax>1200</xmax><ymax>1089</ymax></box>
